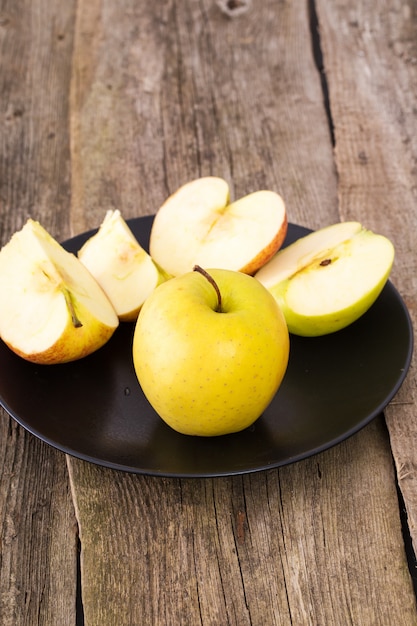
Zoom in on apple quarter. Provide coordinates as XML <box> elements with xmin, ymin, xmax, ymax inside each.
<box><xmin>78</xmin><ymin>210</ymin><xmax>167</xmax><ymax>321</ymax></box>
<box><xmin>0</xmin><ymin>220</ymin><xmax>119</xmax><ymax>364</ymax></box>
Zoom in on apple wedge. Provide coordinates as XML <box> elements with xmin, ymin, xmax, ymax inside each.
<box><xmin>149</xmin><ymin>177</ymin><xmax>287</xmax><ymax>276</ymax></box>
<box><xmin>255</xmin><ymin>221</ymin><xmax>395</xmax><ymax>336</ymax></box>
<box><xmin>0</xmin><ymin>219</ymin><xmax>119</xmax><ymax>364</ymax></box>
<box><xmin>78</xmin><ymin>210</ymin><xmax>169</xmax><ymax>321</ymax></box>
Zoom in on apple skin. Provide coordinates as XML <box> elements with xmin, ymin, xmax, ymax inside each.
<box><xmin>255</xmin><ymin>222</ymin><xmax>395</xmax><ymax>337</ymax></box>
<box><xmin>78</xmin><ymin>210</ymin><xmax>170</xmax><ymax>322</ymax></box>
<box><xmin>149</xmin><ymin>177</ymin><xmax>287</xmax><ymax>277</ymax></box>
<box><xmin>0</xmin><ymin>219</ymin><xmax>119</xmax><ymax>364</ymax></box>
<box><xmin>2</xmin><ymin>300</ymin><xmax>117</xmax><ymax>365</ymax></box>
<box><xmin>132</xmin><ymin>268</ymin><xmax>289</xmax><ymax>436</ymax></box>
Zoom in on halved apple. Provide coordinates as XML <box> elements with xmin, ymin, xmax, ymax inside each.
<box><xmin>255</xmin><ymin>221</ymin><xmax>395</xmax><ymax>336</ymax></box>
<box><xmin>149</xmin><ymin>177</ymin><xmax>287</xmax><ymax>276</ymax></box>
<box><xmin>0</xmin><ymin>220</ymin><xmax>119</xmax><ymax>364</ymax></box>
<box><xmin>78</xmin><ymin>210</ymin><xmax>169</xmax><ymax>321</ymax></box>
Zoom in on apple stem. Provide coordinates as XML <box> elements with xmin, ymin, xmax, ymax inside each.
<box><xmin>193</xmin><ymin>265</ymin><xmax>222</xmax><ymax>312</ymax></box>
<box><xmin>63</xmin><ymin>288</ymin><xmax>83</xmax><ymax>328</ymax></box>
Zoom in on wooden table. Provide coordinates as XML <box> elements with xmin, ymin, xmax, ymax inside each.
<box><xmin>1</xmin><ymin>0</ymin><xmax>417</xmax><ymax>624</ymax></box>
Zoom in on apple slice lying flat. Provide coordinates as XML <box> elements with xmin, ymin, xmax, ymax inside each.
<box><xmin>255</xmin><ymin>221</ymin><xmax>395</xmax><ymax>336</ymax></box>
<box><xmin>149</xmin><ymin>177</ymin><xmax>287</xmax><ymax>276</ymax></box>
<box><xmin>78</xmin><ymin>210</ymin><xmax>169</xmax><ymax>321</ymax></box>
<box><xmin>0</xmin><ymin>220</ymin><xmax>119</xmax><ymax>364</ymax></box>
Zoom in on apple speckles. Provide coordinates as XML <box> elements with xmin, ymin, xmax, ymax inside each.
<box><xmin>133</xmin><ymin>268</ymin><xmax>289</xmax><ymax>436</ymax></box>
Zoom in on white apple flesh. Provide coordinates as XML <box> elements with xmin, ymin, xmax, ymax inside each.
<box><xmin>255</xmin><ymin>221</ymin><xmax>395</xmax><ymax>336</ymax></box>
<box><xmin>149</xmin><ymin>177</ymin><xmax>287</xmax><ymax>277</ymax></box>
<box><xmin>0</xmin><ymin>220</ymin><xmax>119</xmax><ymax>364</ymax></box>
<box><xmin>78</xmin><ymin>210</ymin><xmax>169</xmax><ymax>321</ymax></box>
<box><xmin>133</xmin><ymin>267</ymin><xmax>290</xmax><ymax>436</ymax></box>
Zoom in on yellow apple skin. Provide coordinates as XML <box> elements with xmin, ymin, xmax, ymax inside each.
<box><xmin>78</xmin><ymin>210</ymin><xmax>170</xmax><ymax>322</ymax></box>
<box><xmin>0</xmin><ymin>220</ymin><xmax>119</xmax><ymax>364</ymax></box>
<box><xmin>257</xmin><ymin>225</ymin><xmax>394</xmax><ymax>337</ymax></box>
<box><xmin>133</xmin><ymin>268</ymin><xmax>289</xmax><ymax>436</ymax></box>
<box><xmin>2</xmin><ymin>300</ymin><xmax>117</xmax><ymax>365</ymax></box>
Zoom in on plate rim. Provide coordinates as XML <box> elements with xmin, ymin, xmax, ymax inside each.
<box><xmin>0</xmin><ymin>217</ymin><xmax>414</xmax><ymax>477</ymax></box>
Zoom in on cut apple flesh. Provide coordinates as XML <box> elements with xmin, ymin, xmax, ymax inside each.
<box><xmin>78</xmin><ymin>210</ymin><xmax>166</xmax><ymax>321</ymax></box>
<box><xmin>0</xmin><ymin>220</ymin><xmax>119</xmax><ymax>363</ymax></box>
<box><xmin>255</xmin><ymin>222</ymin><xmax>395</xmax><ymax>336</ymax></box>
<box><xmin>256</xmin><ymin>222</ymin><xmax>364</xmax><ymax>287</ymax></box>
<box><xmin>149</xmin><ymin>177</ymin><xmax>288</xmax><ymax>276</ymax></box>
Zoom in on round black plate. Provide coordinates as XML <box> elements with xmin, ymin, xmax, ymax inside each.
<box><xmin>0</xmin><ymin>218</ymin><xmax>413</xmax><ymax>477</ymax></box>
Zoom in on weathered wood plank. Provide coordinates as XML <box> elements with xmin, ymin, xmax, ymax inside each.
<box><xmin>0</xmin><ymin>0</ymin><xmax>74</xmax><ymax>240</ymax></box>
<box><xmin>69</xmin><ymin>0</ymin><xmax>339</xmax><ymax>233</ymax></box>
<box><xmin>316</xmin><ymin>0</ymin><xmax>417</xmax><ymax>549</ymax></box>
<box><xmin>0</xmin><ymin>424</ymin><xmax>77</xmax><ymax>625</ymax></box>
<box><xmin>69</xmin><ymin>420</ymin><xmax>417</xmax><ymax>625</ymax></box>
<box><xmin>67</xmin><ymin>0</ymin><xmax>417</xmax><ymax>624</ymax></box>
<box><xmin>0</xmin><ymin>0</ymin><xmax>78</xmax><ymax>623</ymax></box>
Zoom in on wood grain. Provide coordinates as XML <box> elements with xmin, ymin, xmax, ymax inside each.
<box><xmin>0</xmin><ymin>0</ymin><xmax>78</xmax><ymax>624</ymax></box>
<box><xmin>1</xmin><ymin>0</ymin><xmax>416</xmax><ymax>623</ymax></box>
<box><xmin>69</xmin><ymin>420</ymin><xmax>417</xmax><ymax>625</ymax></box>
<box><xmin>0</xmin><ymin>424</ymin><xmax>77</xmax><ymax>625</ymax></box>
<box><xmin>316</xmin><ymin>0</ymin><xmax>417</xmax><ymax>551</ymax></box>
<box><xmin>69</xmin><ymin>0</ymin><xmax>339</xmax><ymax>233</ymax></box>
<box><xmin>67</xmin><ymin>0</ymin><xmax>417</xmax><ymax>624</ymax></box>
<box><xmin>0</xmin><ymin>0</ymin><xmax>75</xmax><ymax>240</ymax></box>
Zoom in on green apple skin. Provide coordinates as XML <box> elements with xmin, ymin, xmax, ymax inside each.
<box><xmin>132</xmin><ymin>268</ymin><xmax>289</xmax><ymax>437</ymax></box>
<box><xmin>257</xmin><ymin>225</ymin><xmax>394</xmax><ymax>337</ymax></box>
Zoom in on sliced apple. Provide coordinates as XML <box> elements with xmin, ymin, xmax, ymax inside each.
<box><xmin>149</xmin><ymin>177</ymin><xmax>287</xmax><ymax>276</ymax></box>
<box><xmin>78</xmin><ymin>210</ymin><xmax>169</xmax><ymax>322</ymax></box>
<box><xmin>0</xmin><ymin>219</ymin><xmax>119</xmax><ymax>364</ymax></box>
<box><xmin>255</xmin><ymin>221</ymin><xmax>395</xmax><ymax>336</ymax></box>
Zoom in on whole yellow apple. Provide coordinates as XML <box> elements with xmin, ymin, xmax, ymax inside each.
<box><xmin>132</xmin><ymin>267</ymin><xmax>289</xmax><ymax>436</ymax></box>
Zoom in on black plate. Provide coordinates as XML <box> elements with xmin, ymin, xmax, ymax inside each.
<box><xmin>0</xmin><ymin>218</ymin><xmax>413</xmax><ymax>477</ymax></box>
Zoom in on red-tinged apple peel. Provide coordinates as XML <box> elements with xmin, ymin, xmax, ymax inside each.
<box><xmin>149</xmin><ymin>177</ymin><xmax>288</xmax><ymax>277</ymax></box>
<box><xmin>0</xmin><ymin>220</ymin><xmax>119</xmax><ymax>364</ymax></box>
